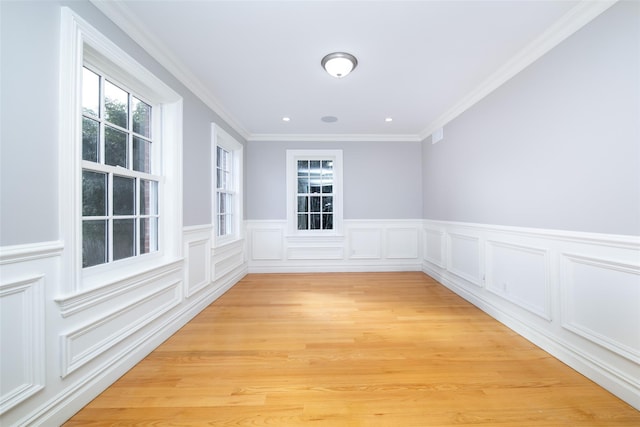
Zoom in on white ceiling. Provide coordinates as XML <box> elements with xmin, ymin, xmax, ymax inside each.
<box><xmin>95</xmin><ymin>0</ymin><xmax>610</xmax><ymax>141</ymax></box>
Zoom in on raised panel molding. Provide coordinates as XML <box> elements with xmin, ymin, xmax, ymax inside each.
<box><xmin>60</xmin><ymin>280</ymin><xmax>182</xmax><ymax>377</ymax></box>
<box><xmin>0</xmin><ymin>276</ymin><xmax>45</xmax><ymax>414</ymax></box>
<box><xmin>561</xmin><ymin>253</ymin><xmax>640</xmax><ymax>364</ymax></box>
<box><xmin>386</xmin><ymin>227</ymin><xmax>419</xmax><ymax>259</ymax></box>
<box><xmin>246</xmin><ymin>220</ymin><xmax>424</xmax><ymax>272</ymax></box>
<box><xmin>183</xmin><ymin>227</ymin><xmax>212</xmax><ymax>298</ymax></box>
<box><xmin>348</xmin><ymin>228</ymin><xmax>382</xmax><ymax>259</ymax></box>
<box><xmin>213</xmin><ymin>240</ymin><xmax>245</xmax><ymax>280</ymax></box>
<box><xmin>422</xmin><ymin>219</ymin><xmax>640</xmax><ymax>410</ymax></box>
<box><xmin>486</xmin><ymin>240</ymin><xmax>551</xmax><ymax>321</ymax></box>
<box><xmin>251</xmin><ymin>227</ymin><xmax>284</xmax><ymax>261</ymax></box>
<box><xmin>423</xmin><ymin>227</ymin><xmax>445</xmax><ymax>268</ymax></box>
<box><xmin>185</xmin><ymin>238</ymin><xmax>210</xmax><ymax>297</ymax></box>
<box><xmin>447</xmin><ymin>232</ymin><xmax>482</xmax><ymax>286</ymax></box>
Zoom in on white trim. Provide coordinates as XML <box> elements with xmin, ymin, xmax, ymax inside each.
<box><xmin>60</xmin><ymin>279</ymin><xmax>182</xmax><ymax>377</ymax></box>
<box><xmin>55</xmin><ymin>260</ymin><xmax>182</xmax><ymax>318</ymax></box>
<box><xmin>0</xmin><ymin>276</ymin><xmax>45</xmax><ymax>414</ymax></box>
<box><xmin>249</xmin><ymin>133</ymin><xmax>422</xmax><ymax>143</ymax></box>
<box><xmin>0</xmin><ymin>241</ymin><xmax>64</xmax><ymax>265</ymax></box>
<box><xmin>212</xmin><ymin>124</ymin><xmax>244</xmax><ymax>247</ymax></box>
<box><xmin>285</xmin><ymin>149</ymin><xmax>344</xmax><ymax>237</ymax></box>
<box><xmin>418</xmin><ymin>0</ymin><xmax>618</xmax><ymax>141</ymax></box>
<box><xmin>92</xmin><ymin>0</ymin><xmax>615</xmax><ymax>144</ymax></box>
<box><xmin>89</xmin><ymin>0</ymin><xmax>250</xmax><ymax>140</ymax></box>
<box><xmin>421</xmin><ymin>218</ymin><xmax>640</xmax><ymax>410</ymax></box>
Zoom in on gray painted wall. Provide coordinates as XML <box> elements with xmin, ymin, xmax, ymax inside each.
<box><xmin>422</xmin><ymin>1</ymin><xmax>640</xmax><ymax>236</ymax></box>
<box><xmin>246</xmin><ymin>140</ymin><xmax>423</xmax><ymax>220</ymax></box>
<box><xmin>0</xmin><ymin>0</ymin><xmax>245</xmax><ymax>246</ymax></box>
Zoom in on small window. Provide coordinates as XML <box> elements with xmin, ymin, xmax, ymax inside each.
<box><xmin>81</xmin><ymin>66</ymin><xmax>159</xmax><ymax>268</ymax></box>
<box><xmin>296</xmin><ymin>159</ymin><xmax>334</xmax><ymax>230</ymax></box>
<box><xmin>287</xmin><ymin>150</ymin><xmax>343</xmax><ymax>235</ymax></box>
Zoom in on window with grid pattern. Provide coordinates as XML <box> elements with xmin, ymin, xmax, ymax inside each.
<box><xmin>216</xmin><ymin>145</ymin><xmax>234</xmax><ymax>237</ymax></box>
<box><xmin>286</xmin><ymin>150</ymin><xmax>343</xmax><ymax>236</ymax></box>
<box><xmin>296</xmin><ymin>159</ymin><xmax>334</xmax><ymax>230</ymax></box>
<box><xmin>81</xmin><ymin>66</ymin><xmax>159</xmax><ymax>268</ymax></box>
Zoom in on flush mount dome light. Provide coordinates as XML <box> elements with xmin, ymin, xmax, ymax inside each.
<box><xmin>321</xmin><ymin>52</ymin><xmax>358</xmax><ymax>78</ymax></box>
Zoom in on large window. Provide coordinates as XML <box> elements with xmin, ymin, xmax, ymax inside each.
<box><xmin>286</xmin><ymin>150</ymin><xmax>343</xmax><ymax>235</ymax></box>
<box><xmin>81</xmin><ymin>66</ymin><xmax>159</xmax><ymax>268</ymax></box>
<box><xmin>212</xmin><ymin>124</ymin><xmax>243</xmax><ymax>245</ymax></box>
<box><xmin>59</xmin><ymin>8</ymin><xmax>183</xmax><ymax>293</ymax></box>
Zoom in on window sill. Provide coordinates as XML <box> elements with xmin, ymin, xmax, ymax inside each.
<box><xmin>55</xmin><ymin>257</ymin><xmax>183</xmax><ymax>317</ymax></box>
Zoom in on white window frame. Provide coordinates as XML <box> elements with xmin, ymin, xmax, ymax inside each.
<box><xmin>286</xmin><ymin>149</ymin><xmax>343</xmax><ymax>236</ymax></box>
<box><xmin>212</xmin><ymin>124</ymin><xmax>243</xmax><ymax>247</ymax></box>
<box><xmin>59</xmin><ymin>8</ymin><xmax>183</xmax><ymax>294</ymax></box>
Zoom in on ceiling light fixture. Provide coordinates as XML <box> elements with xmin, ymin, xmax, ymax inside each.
<box><xmin>321</xmin><ymin>52</ymin><xmax>358</xmax><ymax>78</ymax></box>
<box><xmin>385</xmin><ymin>117</ymin><xmax>393</xmax><ymax>122</ymax></box>
<box><xmin>282</xmin><ymin>117</ymin><xmax>291</xmax><ymax>122</ymax></box>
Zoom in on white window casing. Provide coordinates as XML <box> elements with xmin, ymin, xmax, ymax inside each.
<box><xmin>58</xmin><ymin>8</ymin><xmax>183</xmax><ymax>294</ymax></box>
<box><xmin>212</xmin><ymin>124</ymin><xmax>243</xmax><ymax>247</ymax></box>
<box><xmin>286</xmin><ymin>149</ymin><xmax>343</xmax><ymax>237</ymax></box>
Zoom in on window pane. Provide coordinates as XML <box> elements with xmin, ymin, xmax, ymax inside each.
<box><xmin>113</xmin><ymin>176</ymin><xmax>135</xmax><ymax>215</ymax></box>
<box><xmin>218</xmin><ymin>192</ymin><xmax>226</xmax><ymax>215</ymax></box>
<box><xmin>297</xmin><ymin>196</ymin><xmax>308</xmax><ymax>213</ymax></box>
<box><xmin>82</xmin><ymin>170</ymin><xmax>106</xmax><ymax>216</ymax></box>
<box><xmin>310</xmin><ymin>214</ymin><xmax>321</xmax><ymax>230</ymax></box>
<box><xmin>82</xmin><ymin>67</ymin><xmax>100</xmax><ymax>117</ymax></box>
<box><xmin>105</xmin><ymin>126</ymin><xmax>128</xmax><ymax>167</ymax></box>
<box><xmin>322</xmin><ymin>160</ymin><xmax>333</xmax><ymax>171</ymax></box>
<box><xmin>83</xmin><ymin>220</ymin><xmax>107</xmax><ymax>267</ymax></box>
<box><xmin>140</xmin><ymin>180</ymin><xmax>158</xmax><ymax>215</ymax></box>
<box><xmin>132</xmin><ymin>97</ymin><xmax>151</xmax><ymax>137</ymax></box>
<box><xmin>113</xmin><ymin>219</ymin><xmax>135</xmax><ymax>260</ymax></box>
<box><xmin>310</xmin><ymin>160</ymin><xmax>321</xmax><ymax>193</ymax></box>
<box><xmin>297</xmin><ymin>176</ymin><xmax>309</xmax><ymax>194</ymax></box>
<box><xmin>322</xmin><ymin>196</ymin><xmax>333</xmax><ymax>213</ymax></box>
<box><xmin>297</xmin><ymin>160</ymin><xmax>309</xmax><ymax>174</ymax></box>
<box><xmin>216</xmin><ymin>146</ymin><xmax>223</xmax><ymax>168</ymax></box>
<box><xmin>133</xmin><ymin>137</ymin><xmax>150</xmax><ymax>172</ymax></box>
<box><xmin>139</xmin><ymin>217</ymin><xmax>158</xmax><ymax>254</ymax></box>
<box><xmin>104</xmin><ymin>80</ymin><xmax>128</xmax><ymax>128</ymax></box>
<box><xmin>82</xmin><ymin>117</ymin><xmax>99</xmax><ymax>162</ymax></box>
<box><xmin>310</xmin><ymin>196</ymin><xmax>321</xmax><ymax>213</ymax></box>
<box><xmin>322</xmin><ymin>214</ymin><xmax>333</xmax><ymax>230</ymax></box>
<box><xmin>297</xmin><ymin>214</ymin><xmax>308</xmax><ymax>230</ymax></box>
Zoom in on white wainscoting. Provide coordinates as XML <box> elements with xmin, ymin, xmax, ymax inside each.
<box><xmin>247</xmin><ymin>219</ymin><xmax>423</xmax><ymax>272</ymax></box>
<box><xmin>0</xmin><ymin>226</ymin><xmax>248</xmax><ymax>426</ymax></box>
<box><xmin>421</xmin><ymin>220</ymin><xmax>640</xmax><ymax>410</ymax></box>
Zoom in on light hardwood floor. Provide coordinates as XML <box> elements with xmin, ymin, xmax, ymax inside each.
<box><xmin>65</xmin><ymin>272</ymin><xmax>639</xmax><ymax>426</ymax></box>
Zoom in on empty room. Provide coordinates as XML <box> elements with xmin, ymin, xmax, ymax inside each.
<box><xmin>1</xmin><ymin>0</ymin><xmax>638</xmax><ymax>425</ymax></box>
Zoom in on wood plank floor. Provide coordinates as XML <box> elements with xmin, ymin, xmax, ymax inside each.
<box><xmin>65</xmin><ymin>272</ymin><xmax>639</xmax><ymax>426</ymax></box>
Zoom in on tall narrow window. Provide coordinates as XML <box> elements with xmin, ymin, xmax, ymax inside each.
<box><xmin>212</xmin><ymin>124</ymin><xmax>243</xmax><ymax>245</ymax></box>
<box><xmin>216</xmin><ymin>146</ymin><xmax>233</xmax><ymax>237</ymax></box>
<box><xmin>81</xmin><ymin>66</ymin><xmax>159</xmax><ymax>268</ymax></box>
<box><xmin>287</xmin><ymin>150</ymin><xmax>343</xmax><ymax>236</ymax></box>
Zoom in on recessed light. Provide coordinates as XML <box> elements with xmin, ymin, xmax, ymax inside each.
<box><xmin>282</xmin><ymin>117</ymin><xmax>291</xmax><ymax>122</ymax></box>
<box><xmin>385</xmin><ymin>117</ymin><xmax>393</xmax><ymax>122</ymax></box>
<box><xmin>321</xmin><ymin>116</ymin><xmax>338</xmax><ymax>123</ymax></box>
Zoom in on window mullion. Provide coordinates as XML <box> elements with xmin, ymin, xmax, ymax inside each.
<box><xmin>107</xmin><ymin>172</ymin><xmax>114</xmax><ymax>262</ymax></box>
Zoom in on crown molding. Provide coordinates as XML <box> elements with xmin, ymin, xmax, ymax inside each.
<box><xmin>247</xmin><ymin>133</ymin><xmax>422</xmax><ymax>143</ymax></box>
<box><xmin>418</xmin><ymin>0</ymin><xmax>618</xmax><ymax>141</ymax></box>
<box><xmin>89</xmin><ymin>0</ymin><xmax>251</xmax><ymax>141</ymax></box>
